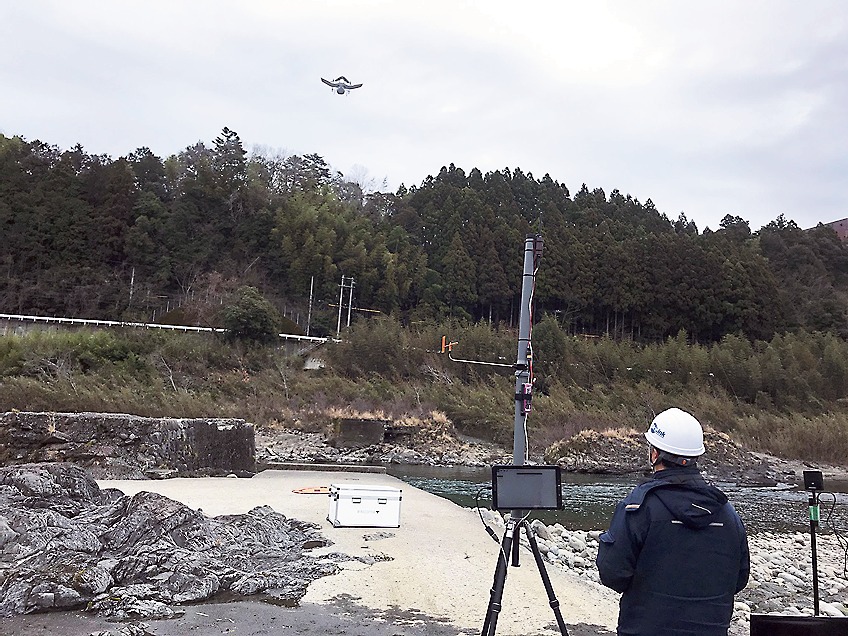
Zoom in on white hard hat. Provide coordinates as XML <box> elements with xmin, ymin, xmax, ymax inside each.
<box><xmin>644</xmin><ymin>407</ymin><xmax>705</xmax><ymax>457</ymax></box>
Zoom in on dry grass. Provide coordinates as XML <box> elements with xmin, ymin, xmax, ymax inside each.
<box><xmin>4</xmin><ymin>328</ymin><xmax>848</xmax><ymax>465</ymax></box>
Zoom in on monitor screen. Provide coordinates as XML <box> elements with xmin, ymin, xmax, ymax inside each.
<box><xmin>491</xmin><ymin>465</ymin><xmax>563</xmax><ymax>511</ymax></box>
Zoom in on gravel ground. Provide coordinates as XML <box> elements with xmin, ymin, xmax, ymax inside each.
<box><xmin>0</xmin><ymin>598</ymin><xmax>617</xmax><ymax>636</ymax></box>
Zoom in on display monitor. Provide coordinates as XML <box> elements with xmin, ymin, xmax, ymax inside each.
<box><xmin>491</xmin><ymin>465</ymin><xmax>563</xmax><ymax>511</ymax></box>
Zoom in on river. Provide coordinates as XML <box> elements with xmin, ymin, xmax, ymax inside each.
<box><xmin>386</xmin><ymin>464</ymin><xmax>848</xmax><ymax>534</ymax></box>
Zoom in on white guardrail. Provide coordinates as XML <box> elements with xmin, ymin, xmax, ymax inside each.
<box><xmin>0</xmin><ymin>313</ymin><xmax>329</xmax><ymax>344</ymax></box>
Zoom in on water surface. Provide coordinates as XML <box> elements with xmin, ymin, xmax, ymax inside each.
<box><xmin>386</xmin><ymin>464</ymin><xmax>848</xmax><ymax>534</ymax></box>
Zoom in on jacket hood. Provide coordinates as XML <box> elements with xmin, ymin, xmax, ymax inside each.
<box><xmin>652</xmin><ymin>469</ymin><xmax>729</xmax><ymax>529</ymax></box>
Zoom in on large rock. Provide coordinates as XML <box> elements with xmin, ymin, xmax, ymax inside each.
<box><xmin>543</xmin><ymin>427</ymin><xmax>776</xmax><ymax>485</ymax></box>
<box><xmin>0</xmin><ymin>411</ymin><xmax>254</xmax><ymax>478</ymax></box>
<box><xmin>0</xmin><ymin>463</ymin><xmax>338</xmax><ymax>617</ymax></box>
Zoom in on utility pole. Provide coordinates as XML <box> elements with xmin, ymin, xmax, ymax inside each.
<box><xmin>306</xmin><ymin>275</ymin><xmax>314</xmax><ymax>337</ymax></box>
<box><xmin>346</xmin><ymin>277</ymin><xmax>355</xmax><ymax>328</ymax></box>
<box><xmin>129</xmin><ymin>267</ymin><xmax>135</xmax><ymax>308</ymax></box>
<box><xmin>336</xmin><ymin>275</ymin><xmax>358</xmax><ymax>335</ymax></box>
<box><xmin>336</xmin><ymin>275</ymin><xmax>356</xmax><ymax>335</ymax></box>
<box><xmin>336</xmin><ymin>276</ymin><xmax>346</xmax><ymax>336</ymax></box>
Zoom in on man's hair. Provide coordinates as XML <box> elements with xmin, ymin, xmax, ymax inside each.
<box><xmin>652</xmin><ymin>445</ymin><xmax>698</xmax><ymax>467</ymax></box>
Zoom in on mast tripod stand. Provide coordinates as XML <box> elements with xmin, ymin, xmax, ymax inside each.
<box><xmin>479</xmin><ymin>235</ymin><xmax>569</xmax><ymax>636</ymax></box>
<box><xmin>481</xmin><ymin>516</ymin><xmax>569</xmax><ymax>635</ymax></box>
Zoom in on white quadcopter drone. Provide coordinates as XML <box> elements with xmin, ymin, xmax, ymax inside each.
<box><xmin>321</xmin><ymin>76</ymin><xmax>363</xmax><ymax>95</ymax></box>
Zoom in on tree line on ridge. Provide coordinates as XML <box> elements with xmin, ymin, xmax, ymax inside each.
<box><xmin>1</xmin><ymin>127</ymin><xmax>846</xmax><ymax>343</ymax></box>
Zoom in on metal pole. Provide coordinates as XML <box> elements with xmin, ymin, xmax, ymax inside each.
<box><xmin>336</xmin><ymin>275</ymin><xmax>345</xmax><ymax>336</ymax></box>
<box><xmin>481</xmin><ymin>234</ymin><xmax>566</xmax><ymax>636</ymax></box>
<box><xmin>809</xmin><ymin>492</ymin><xmax>820</xmax><ymax>615</ymax></box>
<box><xmin>306</xmin><ymin>276</ymin><xmax>314</xmax><ymax>336</ymax></box>
<box><xmin>346</xmin><ymin>278</ymin><xmax>355</xmax><ymax>327</ymax></box>
<box><xmin>512</xmin><ymin>235</ymin><xmax>541</xmax><ymax>468</ymax></box>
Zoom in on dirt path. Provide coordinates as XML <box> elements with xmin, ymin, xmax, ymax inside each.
<box><xmin>1</xmin><ymin>598</ymin><xmax>616</xmax><ymax>636</ymax></box>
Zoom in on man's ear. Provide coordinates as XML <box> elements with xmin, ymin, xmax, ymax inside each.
<box><xmin>649</xmin><ymin>447</ymin><xmax>661</xmax><ymax>466</ymax></box>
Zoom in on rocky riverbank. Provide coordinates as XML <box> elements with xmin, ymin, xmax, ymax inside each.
<box><xmin>4</xmin><ymin>409</ymin><xmax>845</xmax><ymax>488</ymax></box>
<box><xmin>477</xmin><ymin>509</ymin><xmax>848</xmax><ymax>635</ymax></box>
<box><xmin>255</xmin><ymin>426</ymin><xmax>512</xmax><ymax>470</ymax></box>
<box><xmin>2</xmin><ymin>464</ymin><xmax>625</xmax><ymax>636</ymax></box>
<box><xmin>255</xmin><ymin>422</ymin><xmax>848</xmax><ymax>489</ymax></box>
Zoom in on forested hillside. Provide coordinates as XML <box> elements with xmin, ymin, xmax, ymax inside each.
<box><xmin>4</xmin><ymin>129</ymin><xmax>848</xmax><ymax>464</ymax></box>
<box><xmin>1</xmin><ymin>128</ymin><xmax>847</xmax><ymax>343</ymax></box>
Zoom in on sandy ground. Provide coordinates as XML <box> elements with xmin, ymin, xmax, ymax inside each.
<box><xmin>2</xmin><ymin>470</ymin><xmax>620</xmax><ymax>636</ymax></box>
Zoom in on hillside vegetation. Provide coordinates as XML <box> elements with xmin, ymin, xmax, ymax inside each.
<box><xmin>3</xmin><ymin>128</ymin><xmax>848</xmax><ymax>465</ymax></box>
<box><xmin>2</xmin><ymin>322</ymin><xmax>847</xmax><ymax>466</ymax></box>
<box><xmin>2</xmin><ymin>129</ymin><xmax>847</xmax><ymax>343</ymax></box>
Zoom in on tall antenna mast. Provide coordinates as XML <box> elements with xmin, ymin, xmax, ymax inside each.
<box><xmin>481</xmin><ymin>233</ymin><xmax>569</xmax><ymax>636</ymax></box>
<box><xmin>511</xmin><ymin>234</ymin><xmax>542</xmax><ymax>467</ymax></box>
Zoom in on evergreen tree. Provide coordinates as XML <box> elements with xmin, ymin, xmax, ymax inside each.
<box><xmin>441</xmin><ymin>232</ymin><xmax>477</xmax><ymax>316</ymax></box>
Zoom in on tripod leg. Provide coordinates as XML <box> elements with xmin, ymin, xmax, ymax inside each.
<box><xmin>523</xmin><ymin>521</ymin><xmax>569</xmax><ymax>636</ymax></box>
<box><xmin>481</xmin><ymin>519</ymin><xmax>516</xmax><ymax>636</ymax></box>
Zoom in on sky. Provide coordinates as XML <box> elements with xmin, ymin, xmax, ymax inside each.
<box><xmin>2</xmin><ymin>0</ymin><xmax>846</xmax><ymax>232</ymax></box>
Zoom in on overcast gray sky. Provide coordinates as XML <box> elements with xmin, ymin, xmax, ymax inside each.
<box><xmin>2</xmin><ymin>1</ymin><xmax>846</xmax><ymax>232</ymax></box>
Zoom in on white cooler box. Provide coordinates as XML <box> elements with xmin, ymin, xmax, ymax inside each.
<box><xmin>327</xmin><ymin>483</ymin><xmax>402</xmax><ymax>528</ymax></box>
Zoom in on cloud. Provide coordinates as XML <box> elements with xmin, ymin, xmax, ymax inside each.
<box><xmin>1</xmin><ymin>0</ymin><xmax>846</xmax><ymax>232</ymax></box>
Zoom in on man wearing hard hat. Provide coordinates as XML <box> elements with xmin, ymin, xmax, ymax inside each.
<box><xmin>596</xmin><ymin>408</ymin><xmax>750</xmax><ymax>635</ymax></box>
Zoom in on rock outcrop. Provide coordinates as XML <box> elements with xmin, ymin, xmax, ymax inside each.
<box><xmin>256</xmin><ymin>426</ymin><xmax>511</xmax><ymax>468</ymax></box>
<box><xmin>544</xmin><ymin>427</ymin><xmax>780</xmax><ymax>486</ymax></box>
<box><xmin>0</xmin><ymin>463</ymin><xmax>339</xmax><ymax>617</ymax></box>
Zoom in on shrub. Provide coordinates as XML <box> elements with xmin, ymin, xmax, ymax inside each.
<box><xmin>221</xmin><ymin>287</ymin><xmax>282</xmax><ymax>344</ymax></box>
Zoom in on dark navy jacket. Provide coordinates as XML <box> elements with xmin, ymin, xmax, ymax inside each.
<box><xmin>596</xmin><ymin>466</ymin><xmax>750</xmax><ymax>636</ymax></box>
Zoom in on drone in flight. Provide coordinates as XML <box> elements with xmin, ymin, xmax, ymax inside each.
<box><xmin>321</xmin><ymin>76</ymin><xmax>363</xmax><ymax>95</ymax></box>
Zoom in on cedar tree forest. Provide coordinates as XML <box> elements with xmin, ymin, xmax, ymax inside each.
<box><xmin>2</xmin><ymin>127</ymin><xmax>846</xmax><ymax>344</ymax></box>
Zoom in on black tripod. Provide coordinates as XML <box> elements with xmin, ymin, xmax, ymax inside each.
<box><xmin>481</xmin><ymin>516</ymin><xmax>569</xmax><ymax>636</ymax></box>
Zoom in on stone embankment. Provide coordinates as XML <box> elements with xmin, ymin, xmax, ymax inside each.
<box><xmin>0</xmin><ymin>411</ymin><xmax>255</xmax><ymax>478</ymax></box>
<box><xmin>0</xmin><ymin>463</ymin><xmax>347</xmax><ymax>619</ymax></box>
<box><xmin>476</xmin><ymin>509</ymin><xmax>848</xmax><ymax>636</ymax></box>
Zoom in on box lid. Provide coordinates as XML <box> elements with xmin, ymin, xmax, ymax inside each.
<box><xmin>330</xmin><ymin>483</ymin><xmax>402</xmax><ymax>493</ymax></box>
